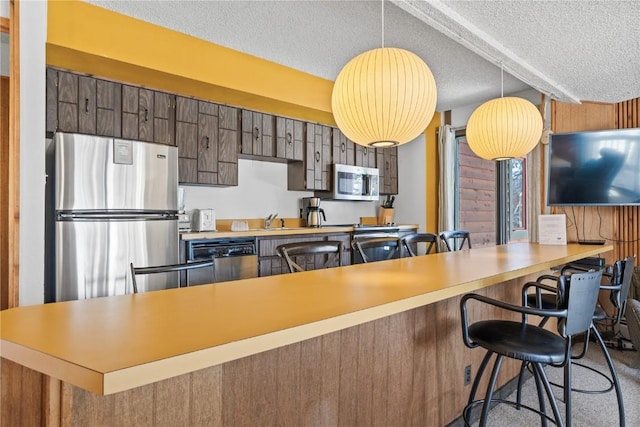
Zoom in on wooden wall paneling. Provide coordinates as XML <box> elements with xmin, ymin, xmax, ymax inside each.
<box><xmin>275</xmin><ymin>342</ymin><xmax>301</xmax><ymax>425</ymax></box>
<box><xmin>7</xmin><ymin>0</ymin><xmax>19</xmax><ymax>309</ymax></box>
<box><xmin>371</xmin><ymin>315</ymin><xmax>390</xmax><ymax>426</ymax></box>
<box><xmin>356</xmin><ymin>321</ymin><xmax>375</xmax><ymax>426</ymax></box>
<box><xmin>222</xmin><ymin>354</ymin><xmax>253</xmax><ymax>426</ymax></box>
<box><xmin>386</xmin><ymin>309</ymin><xmax>416</xmax><ymax>425</ymax></box>
<box><xmin>299</xmin><ymin>334</ymin><xmax>323</xmax><ymax>424</ymax></box>
<box><xmin>112</xmin><ymin>384</ymin><xmax>154</xmax><ymax>425</ymax></box>
<box><xmin>0</xmin><ymin>359</ymin><xmax>44</xmax><ymax>425</ymax></box>
<box><xmin>1</xmin><ymin>76</ymin><xmax>9</xmax><ymax>310</ymax></box>
<box><xmin>191</xmin><ymin>365</ymin><xmax>223</xmax><ymax>426</ymax></box>
<box><xmin>551</xmin><ymin>100</ymin><xmax>615</xmax><ymax>133</ymax></box>
<box><xmin>338</xmin><ymin>323</ymin><xmax>359</xmax><ymax>424</ymax></box>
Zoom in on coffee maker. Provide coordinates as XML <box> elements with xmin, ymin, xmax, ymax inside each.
<box><xmin>302</xmin><ymin>197</ymin><xmax>326</xmax><ymax>227</ymax></box>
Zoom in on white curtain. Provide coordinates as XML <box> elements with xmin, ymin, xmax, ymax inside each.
<box><xmin>438</xmin><ymin>125</ymin><xmax>456</xmax><ymax>233</ymax></box>
<box><xmin>526</xmin><ymin>97</ymin><xmax>550</xmax><ymax>243</ymax></box>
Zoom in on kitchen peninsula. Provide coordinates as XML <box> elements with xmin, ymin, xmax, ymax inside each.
<box><xmin>1</xmin><ymin>243</ymin><xmax>611</xmax><ymax>426</ymax></box>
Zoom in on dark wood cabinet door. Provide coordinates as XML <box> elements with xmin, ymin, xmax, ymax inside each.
<box><xmin>198</xmin><ymin>110</ymin><xmax>218</xmax><ymax>176</ymax></box>
<box><xmin>320</xmin><ymin>125</ymin><xmax>331</xmax><ymax>190</ymax></box>
<box><xmin>175</xmin><ymin>96</ymin><xmax>199</xmax><ymax>184</ymax></box>
<box><xmin>240</xmin><ymin>109</ymin><xmax>274</xmax><ymax>157</ymax></box>
<box><xmin>240</xmin><ymin>109</ymin><xmax>256</xmax><ymax>155</ymax></box>
<box><xmin>56</xmin><ymin>71</ymin><xmax>79</xmax><ymax>133</ymax></box>
<box><xmin>153</xmin><ymin>91</ymin><xmax>175</xmax><ymax>146</ymax></box>
<box><xmin>332</xmin><ymin>128</ymin><xmax>355</xmax><ymax>166</ymax></box>
<box><xmin>378</xmin><ymin>146</ymin><xmax>398</xmax><ymax>195</ymax></box>
<box><xmin>46</xmin><ymin>69</ymin><xmax>58</xmax><ymax>133</ymax></box>
<box><xmin>218</xmin><ymin>106</ymin><xmax>239</xmax><ymax>163</ymax></box>
<box><xmin>355</xmin><ymin>145</ymin><xmax>375</xmax><ymax>168</ymax></box>
<box><xmin>121</xmin><ymin>85</ymin><xmax>139</xmax><ymax>140</ymax></box>
<box><xmin>277</xmin><ymin>118</ymin><xmax>304</xmax><ymax>161</ymax></box>
<box><xmin>96</xmin><ymin>79</ymin><xmax>122</xmax><ymax>137</ymax></box>
<box><xmin>138</xmin><ymin>88</ymin><xmax>154</xmax><ymax>142</ymax></box>
<box><xmin>77</xmin><ymin>76</ymin><xmax>96</xmax><ymax>135</ymax></box>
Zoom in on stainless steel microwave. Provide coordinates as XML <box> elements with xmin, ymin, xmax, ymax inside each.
<box><xmin>331</xmin><ymin>164</ymin><xmax>379</xmax><ymax>201</ymax></box>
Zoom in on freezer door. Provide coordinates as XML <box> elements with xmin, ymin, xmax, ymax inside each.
<box><xmin>54</xmin><ymin>218</ymin><xmax>179</xmax><ymax>301</ymax></box>
<box><xmin>54</xmin><ymin>133</ymin><xmax>178</xmax><ymax>211</ymax></box>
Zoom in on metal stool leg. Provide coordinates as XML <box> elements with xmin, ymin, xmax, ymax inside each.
<box><xmin>479</xmin><ymin>354</ymin><xmax>504</xmax><ymax>426</ymax></box>
<box><xmin>533</xmin><ymin>363</ymin><xmax>564</xmax><ymax>427</ymax></box>
<box><xmin>591</xmin><ymin>324</ymin><xmax>626</xmax><ymax>427</ymax></box>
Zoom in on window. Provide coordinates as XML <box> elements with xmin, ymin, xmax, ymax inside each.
<box><xmin>454</xmin><ymin>135</ymin><xmax>528</xmax><ymax>245</ymax></box>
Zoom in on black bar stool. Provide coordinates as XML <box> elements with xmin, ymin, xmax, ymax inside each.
<box><xmin>461</xmin><ymin>270</ymin><xmax>603</xmax><ymax>426</ymax></box>
<box><xmin>439</xmin><ymin>230</ymin><xmax>471</xmax><ymax>251</ymax></box>
<box><xmin>276</xmin><ymin>240</ymin><xmax>344</xmax><ymax>273</ymax></box>
<box><xmin>400</xmin><ymin>232</ymin><xmax>439</xmax><ymax>256</ymax></box>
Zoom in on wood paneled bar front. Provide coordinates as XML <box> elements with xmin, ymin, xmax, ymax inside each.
<box><xmin>1</xmin><ymin>243</ymin><xmax>611</xmax><ymax>426</ymax></box>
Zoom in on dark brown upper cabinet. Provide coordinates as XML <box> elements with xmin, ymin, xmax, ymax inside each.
<box><xmin>331</xmin><ymin>128</ymin><xmax>355</xmax><ymax>166</ymax></box>
<box><xmin>275</xmin><ymin>117</ymin><xmax>304</xmax><ymax>161</ymax></box>
<box><xmin>240</xmin><ymin>109</ymin><xmax>275</xmax><ymax>158</ymax></box>
<box><xmin>376</xmin><ymin>146</ymin><xmax>398</xmax><ymax>195</ymax></box>
<box><xmin>46</xmin><ymin>69</ymin><xmax>121</xmax><ymax>137</ymax></box>
<box><xmin>175</xmin><ymin>96</ymin><xmax>238</xmax><ymax>186</ymax></box>
<box><xmin>122</xmin><ymin>86</ymin><xmax>175</xmax><ymax>145</ymax></box>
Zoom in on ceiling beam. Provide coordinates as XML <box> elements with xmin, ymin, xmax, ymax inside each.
<box><xmin>392</xmin><ymin>0</ymin><xmax>581</xmax><ymax>104</ymax></box>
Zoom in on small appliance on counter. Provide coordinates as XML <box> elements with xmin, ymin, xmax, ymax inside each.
<box><xmin>192</xmin><ymin>208</ymin><xmax>216</xmax><ymax>232</ymax></box>
<box><xmin>178</xmin><ymin>212</ymin><xmax>191</xmax><ymax>232</ymax></box>
<box><xmin>302</xmin><ymin>197</ymin><xmax>326</xmax><ymax>227</ymax></box>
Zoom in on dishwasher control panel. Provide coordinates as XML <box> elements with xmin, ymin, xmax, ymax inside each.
<box><xmin>187</xmin><ymin>238</ymin><xmax>257</xmax><ymax>260</ymax></box>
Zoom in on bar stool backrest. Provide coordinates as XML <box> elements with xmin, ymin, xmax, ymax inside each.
<box><xmin>439</xmin><ymin>230</ymin><xmax>471</xmax><ymax>251</ymax></box>
<box><xmin>400</xmin><ymin>233</ymin><xmax>439</xmax><ymax>256</ymax></box>
<box><xmin>130</xmin><ymin>259</ymin><xmax>215</xmax><ymax>294</ymax></box>
<box><xmin>277</xmin><ymin>240</ymin><xmax>344</xmax><ymax>273</ymax></box>
<box><xmin>352</xmin><ymin>237</ymin><xmax>401</xmax><ymax>263</ymax></box>
<box><xmin>559</xmin><ymin>270</ymin><xmax>603</xmax><ymax>337</ymax></box>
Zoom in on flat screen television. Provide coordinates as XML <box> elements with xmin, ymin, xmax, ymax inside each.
<box><xmin>547</xmin><ymin>128</ymin><xmax>640</xmax><ymax>206</ymax></box>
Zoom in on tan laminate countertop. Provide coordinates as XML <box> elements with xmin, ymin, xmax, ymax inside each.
<box><xmin>0</xmin><ymin>243</ymin><xmax>611</xmax><ymax>395</ymax></box>
<box><xmin>180</xmin><ymin>224</ymin><xmax>418</xmax><ymax>240</ymax></box>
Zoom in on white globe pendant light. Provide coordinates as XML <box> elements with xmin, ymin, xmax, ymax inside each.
<box><xmin>466</xmin><ymin>66</ymin><xmax>543</xmax><ymax>160</ymax></box>
<box><xmin>331</xmin><ymin>1</ymin><xmax>437</xmax><ymax>148</ymax></box>
<box><xmin>331</xmin><ymin>47</ymin><xmax>437</xmax><ymax>147</ymax></box>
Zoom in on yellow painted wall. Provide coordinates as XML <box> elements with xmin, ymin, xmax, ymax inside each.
<box><xmin>46</xmin><ymin>0</ymin><xmax>336</xmax><ymax>124</ymax></box>
<box><xmin>425</xmin><ymin>114</ymin><xmax>441</xmax><ymax>232</ymax></box>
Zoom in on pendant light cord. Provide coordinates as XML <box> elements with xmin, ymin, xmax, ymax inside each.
<box><xmin>381</xmin><ymin>0</ymin><xmax>385</xmax><ymax>48</ymax></box>
<box><xmin>501</xmin><ymin>62</ymin><xmax>504</xmax><ymax>98</ymax></box>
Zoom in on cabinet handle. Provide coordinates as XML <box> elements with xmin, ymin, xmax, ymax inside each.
<box><xmin>341</xmin><ymin>142</ymin><xmax>345</xmax><ymax>152</ymax></box>
<box><xmin>144</xmin><ymin>108</ymin><xmax>149</xmax><ymax>122</ymax></box>
<box><xmin>253</xmin><ymin>127</ymin><xmax>260</xmax><ymax>140</ymax></box>
<box><xmin>84</xmin><ymin>98</ymin><xmax>89</xmax><ymax>113</ymax></box>
<box><xmin>386</xmin><ymin>161</ymin><xmax>390</xmax><ymax>169</ymax></box>
<box><xmin>363</xmin><ymin>147</ymin><xmax>368</xmax><ymax>156</ymax></box>
<box><xmin>315</xmin><ymin>151</ymin><xmax>320</xmax><ymax>162</ymax></box>
<box><xmin>286</xmin><ymin>132</ymin><xmax>292</xmax><ymax>144</ymax></box>
<box><xmin>205</xmin><ymin>136</ymin><xmax>210</xmax><ymax>149</ymax></box>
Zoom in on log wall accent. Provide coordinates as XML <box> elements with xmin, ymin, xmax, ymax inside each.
<box><xmin>0</xmin><ymin>277</ymin><xmax>534</xmax><ymax>426</ymax></box>
<box><xmin>549</xmin><ymin>99</ymin><xmax>640</xmax><ymax>263</ymax></box>
<box><xmin>458</xmin><ymin>137</ymin><xmax>496</xmax><ymax>248</ymax></box>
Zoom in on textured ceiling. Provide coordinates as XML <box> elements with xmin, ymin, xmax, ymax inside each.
<box><xmin>86</xmin><ymin>0</ymin><xmax>640</xmax><ymax>112</ymax></box>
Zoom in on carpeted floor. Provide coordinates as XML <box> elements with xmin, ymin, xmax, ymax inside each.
<box><xmin>469</xmin><ymin>343</ymin><xmax>640</xmax><ymax>426</ymax></box>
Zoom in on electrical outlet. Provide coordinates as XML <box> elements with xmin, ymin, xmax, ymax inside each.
<box><xmin>464</xmin><ymin>365</ymin><xmax>472</xmax><ymax>385</ymax></box>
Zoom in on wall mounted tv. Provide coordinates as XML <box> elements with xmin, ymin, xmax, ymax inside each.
<box><xmin>547</xmin><ymin>128</ymin><xmax>640</xmax><ymax>206</ymax></box>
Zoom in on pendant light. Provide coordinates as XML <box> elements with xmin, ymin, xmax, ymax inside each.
<box><xmin>331</xmin><ymin>0</ymin><xmax>437</xmax><ymax>147</ymax></box>
<box><xmin>466</xmin><ymin>65</ymin><xmax>543</xmax><ymax>160</ymax></box>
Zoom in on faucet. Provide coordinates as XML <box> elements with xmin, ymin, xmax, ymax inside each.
<box><xmin>264</xmin><ymin>213</ymin><xmax>278</xmax><ymax>229</ymax></box>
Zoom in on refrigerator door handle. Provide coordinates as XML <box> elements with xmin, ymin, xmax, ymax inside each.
<box><xmin>57</xmin><ymin>212</ymin><xmax>178</xmax><ymax>221</ymax></box>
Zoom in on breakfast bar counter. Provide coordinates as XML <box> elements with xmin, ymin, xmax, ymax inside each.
<box><xmin>1</xmin><ymin>243</ymin><xmax>611</xmax><ymax>425</ymax></box>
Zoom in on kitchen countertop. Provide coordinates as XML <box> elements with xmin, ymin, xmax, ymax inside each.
<box><xmin>0</xmin><ymin>243</ymin><xmax>611</xmax><ymax>395</ymax></box>
<box><xmin>180</xmin><ymin>224</ymin><xmax>419</xmax><ymax>240</ymax></box>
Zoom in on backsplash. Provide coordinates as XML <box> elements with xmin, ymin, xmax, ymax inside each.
<box><xmin>181</xmin><ymin>159</ymin><xmax>378</xmax><ymax>225</ymax></box>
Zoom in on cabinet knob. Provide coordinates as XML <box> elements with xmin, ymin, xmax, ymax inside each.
<box><xmin>84</xmin><ymin>98</ymin><xmax>89</xmax><ymax>113</ymax></box>
<box><xmin>363</xmin><ymin>147</ymin><xmax>368</xmax><ymax>156</ymax></box>
<box><xmin>286</xmin><ymin>132</ymin><xmax>292</xmax><ymax>144</ymax></box>
<box><xmin>253</xmin><ymin>127</ymin><xmax>260</xmax><ymax>140</ymax></box>
<box><xmin>205</xmin><ymin>136</ymin><xmax>210</xmax><ymax>149</ymax></box>
<box><xmin>341</xmin><ymin>142</ymin><xmax>345</xmax><ymax>152</ymax></box>
<box><xmin>144</xmin><ymin>108</ymin><xmax>149</xmax><ymax>122</ymax></box>
<box><xmin>315</xmin><ymin>151</ymin><xmax>320</xmax><ymax>162</ymax></box>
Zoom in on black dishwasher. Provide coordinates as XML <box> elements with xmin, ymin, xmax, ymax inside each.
<box><xmin>185</xmin><ymin>238</ymin><xmax>257</xmax><ymax>284</ymax></box>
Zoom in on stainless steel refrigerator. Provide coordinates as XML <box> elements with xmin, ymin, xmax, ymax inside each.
<box><xmin>46</xmin><ymin>133</ymin><xmax>179</xmax><ymax>301</ymax></box>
